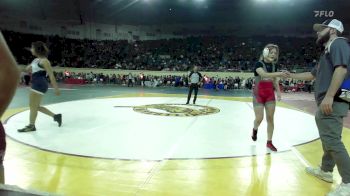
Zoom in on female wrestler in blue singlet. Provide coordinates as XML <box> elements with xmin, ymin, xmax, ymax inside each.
<box><xmin>18</xmin><ymin>41</ymin><xmax>62</xmax><ymax>132</ymax></box>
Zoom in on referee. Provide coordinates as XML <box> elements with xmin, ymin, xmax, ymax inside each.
<box><xmin>186</xmin><ymin>66</ymin><xmax>202</xmax><ymax>105</ymax></box>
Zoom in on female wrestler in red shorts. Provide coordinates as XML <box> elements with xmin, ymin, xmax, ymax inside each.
<box><xmin>251</xmin><ymin>44</ymin><xmax>288</xmax><ymax>151</ymax></box>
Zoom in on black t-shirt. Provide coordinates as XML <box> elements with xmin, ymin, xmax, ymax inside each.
<box><xmin>254</xmin><ymin>61</ymin><xmax>278</xmax><ymax>76</ymax></box>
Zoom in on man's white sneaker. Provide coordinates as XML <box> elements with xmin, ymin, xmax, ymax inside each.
<box><xmin>305</xmin><ymin>167</ymin><xmax>333</xmax><ymax>183</ymax></box>
<box><xmin>326</xmin><ymin>183</ymin><xmax>350</xmax><ymax>196</ymax></box>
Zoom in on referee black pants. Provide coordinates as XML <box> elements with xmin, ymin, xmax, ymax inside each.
<box><xmin>186</xmin><ymin>83</ymin><xmax>199</xmax><ymax>104</ymax></box>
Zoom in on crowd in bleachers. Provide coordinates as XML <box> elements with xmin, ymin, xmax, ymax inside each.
<box><xmin>5</xmin><ymin>30</ymin><xmax>319</xmax><ymax>92</ymax></box>
<box><xmin>3</xmin><ymin>30</ymin><xmax>321</xmax><ymax>72</ymax></box>
<box><xmin>45</xmin><ymin>70</ymin><xmax>311</xmax><ymax>92</ymax></box>
<box><xmin>52</xmin><ymin>71</ymin><xmax>249</xmax><ymax>89</ymax></box>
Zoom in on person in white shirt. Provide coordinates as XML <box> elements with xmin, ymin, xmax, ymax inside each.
<box><xmin>127</xmin><ymin>73</ymin><xmax>133</xmax><ymax>87</ymax></box>
<box><xmin>186</xmin><ymin>66</ymin><xmax>202</xmax><ymax>105</ymax></box>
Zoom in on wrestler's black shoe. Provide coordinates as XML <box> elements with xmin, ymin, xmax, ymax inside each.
<box><xmin>54</xmin><ymin>114</ymin><xmax>62</xmax><ymax>127</ymax></box>
<box><xmin>251</xmin><ymin>129</ymin><xmax>258</xmax><ymax>141</ymax></box>
<box><xmin>18</xmin><ymin>125</ymin><xmax>36</xmax><ymax>132</ymax></box>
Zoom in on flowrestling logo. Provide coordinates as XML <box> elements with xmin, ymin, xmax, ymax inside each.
<box><xmin>314</xmin><ymin>10</ymin><xmax>334</xmax><ymax>17</ymax></box>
